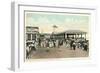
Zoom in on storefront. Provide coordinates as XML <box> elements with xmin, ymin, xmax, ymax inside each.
<box><xmin>26</xmin><ymin>26</ymin><xmax>39</xmax><ymax>46</ymax></box>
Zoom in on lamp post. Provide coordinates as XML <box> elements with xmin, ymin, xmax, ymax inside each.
<box><xmin>52</xmin><ymin>25</ymin><xmax>58</xmax><ymax>34</ymax></box>
<box><xmin>52</xmin><ymin>25</ymin><xmax>58</xmax><ymax>40</ymax></box>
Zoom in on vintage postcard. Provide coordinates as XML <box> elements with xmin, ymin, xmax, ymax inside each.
<box><xmin>11</xmin><ymin>2</ymin><xmax>96</xmax><ymax>71</ymax></box>
<box><xmin>24</xmin><ymin>11</ymin><xmax>90</xmax><ymax>61</ymax></box>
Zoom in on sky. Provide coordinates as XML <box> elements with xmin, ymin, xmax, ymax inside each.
<box><xmin>25</xmin><ymin>12</ymin><xmax>90</xmax><ymax>35</ymax></box>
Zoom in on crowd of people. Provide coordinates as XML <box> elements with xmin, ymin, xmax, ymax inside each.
<box><xmin>26</xmin><ymin>38</ymin><xmax>89</xmax><ymax>59</ymax></box>
<box><xmin>65</xmin><ymin>38</ymin><xmax>89</xmax><ymax>51</ymax></box>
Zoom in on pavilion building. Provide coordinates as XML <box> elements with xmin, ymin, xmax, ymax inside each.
<box><xmin>52</xmin><ymin>30</ymin><xmax>87</xmax><ymax>40</ymax></box>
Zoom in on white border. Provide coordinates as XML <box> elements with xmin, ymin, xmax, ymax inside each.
<box><xmin>11</xmin><ymin>2</ymin><xmax>97</xmax><ymax>71</ymax></box>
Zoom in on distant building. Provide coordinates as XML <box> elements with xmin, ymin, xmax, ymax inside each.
<box><xmin>40</xmin><ymin>33</ymin><xmax>51</xmax><ymax>40</ymax></box>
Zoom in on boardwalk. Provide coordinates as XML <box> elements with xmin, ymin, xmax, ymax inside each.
<box><xmin>28</xmin><ymin>45</ymin><xmax>89</xmax><ymax>59</ymax></box>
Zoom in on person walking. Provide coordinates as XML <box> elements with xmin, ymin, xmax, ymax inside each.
<box><xmin>72</xmin><ymin>42</ymin><xmax>76</xmax><ymax>50</ymax></box>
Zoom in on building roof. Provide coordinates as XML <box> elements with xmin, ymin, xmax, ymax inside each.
<box><xmin>54</xmin><ymin>30</ymin><xmax>87</xmax><ymax>35</ymax></box>
<box><xmin>64</xmin><ymin>30</ymin><xmax>87</xmax><ymax>34</ymax></box>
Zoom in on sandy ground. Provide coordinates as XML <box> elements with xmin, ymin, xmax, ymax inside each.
<box><xmin>27</xmin><ymin>45</ymin><xmax>89</xmax><ymax>59</ymax></box>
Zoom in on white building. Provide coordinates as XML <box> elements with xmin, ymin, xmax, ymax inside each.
<box><xmin>26</xmin><ymin>26</ymin><xmax>39</xmax><ymax>46</ymax></box>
